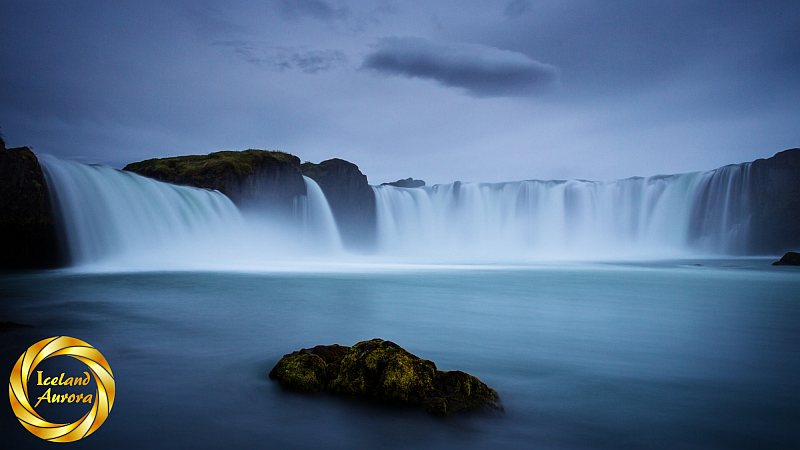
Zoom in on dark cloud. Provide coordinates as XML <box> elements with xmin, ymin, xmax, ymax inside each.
<box><xmin>504</xmin><ymin>0</ymin><xmax>531</xmax><ymax>18</ymax></box>
<box><xmin>485</xmin><ymin>0</ymin><xmax>800</xmax><ymax>99</ymax></box>
<box><xmin>278</xmin><ymin>0</ymin><xmax>349</xmax><ymax>21</ymax></box>
<box><xmin>214</xmin><ymin>41</ymin><xmax>347</xmax><ymax>73</ymax></box>
<box><xmin>362</xmin><ymin>37</ymin><xmax>558</xmax><ymax>97</ymax></box>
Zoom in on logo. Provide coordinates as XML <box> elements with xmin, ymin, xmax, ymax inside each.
<box><xmin>8</xmin><ymin>336</ymin><xmax>115</xmax><ymax>442</ymax></box>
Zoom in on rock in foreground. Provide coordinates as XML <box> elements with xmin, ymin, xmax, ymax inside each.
<box><xmin>773</xmin><ymin>251</ymin><xmax>800</xmax><ymax>266</ymax></box>
<box><xmin>269</xmin><ymin>339</ymin><xmax>502</xmax><ymax>416</ymax></box>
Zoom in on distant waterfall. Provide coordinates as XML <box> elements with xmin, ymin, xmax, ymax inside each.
<box><xmin>40</xmin><ymin>154</ymin><xmax>243</xmax><ymax>266</ymax></box>
<box><xmin>372</xmin><ymin>165</ymin><xmax>752</xmax><ymax>260</ymax></box>
<box><xmin>298</xmin><ymin>176</ymin><xmax>342</xmax><ymax>252</ymax></box>
<box><xmin>689</xmin><ymin>164</ymin><xmax>752</xmax><ymax>253</ymax></box>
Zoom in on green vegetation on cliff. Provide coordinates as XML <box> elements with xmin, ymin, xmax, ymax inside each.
<box><xmin>125</xmin><ymin>149</ymin><xmax>299</xmax><ymax>186</ymax></box>
<box><xmin>124</xmin><ymin>149</ymin><xmax>306</xmax><ymax>210</ymax></box>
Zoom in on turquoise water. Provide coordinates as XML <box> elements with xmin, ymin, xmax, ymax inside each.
<box><xmin>1</xmin><ymin>260</ymin><xmax>799</xmax><ymax>449</ymax></box>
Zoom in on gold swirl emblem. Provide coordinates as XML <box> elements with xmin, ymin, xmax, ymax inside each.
<box><xmin>8</xmin><ymin>336</ymin><xmax>115</xmax><ymax>442</ymax></box>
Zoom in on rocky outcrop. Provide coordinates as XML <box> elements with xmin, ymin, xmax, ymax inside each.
<box><xmin>269</xmin><ymin>338</ymin><xmax>502</xmax><ymax>416</ymax></box>
<box><xmin>381</xmin><ymin>178</ymin><xmax>426</xmax><ymax>188</ymax></box>
<box><xmin>124</xmin><ymin>150</ymin><xmax>306</xmax><ymax>214</ymax></box>
<box><xmin>772</xmin><ymin>251</ymin><xmax>800</xmax><ymax>266</ymax></box>
<box><xmin>301</xmin><ymin>159</ymin><xmax>376</xmax><ymax>250</ymax></box>
<box><xmin>747</xmin><ymin>149</ymin><xmax>800</xmax><ymax>254</ymax></box>
<box><xmin>0</xmin><ymin>146</ymin><xmax>63</xmax><ymax>269</ymax></box>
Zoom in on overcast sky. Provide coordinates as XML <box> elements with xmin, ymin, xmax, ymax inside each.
<box><xmin>1</xmin><ymin>0</ymin><xmax>798</xmax><ymax>184</ymax></box>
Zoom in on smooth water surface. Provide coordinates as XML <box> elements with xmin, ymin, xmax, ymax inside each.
<box><xmin>1</xmin><ymin>261</ymin><xmax>798</xmax><ymax>449</ymax></box>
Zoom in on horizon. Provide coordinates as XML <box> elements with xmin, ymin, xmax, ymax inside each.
<box><xmin>1</xmin><ymin>1</ymin><xmax>799</xmax><ymax>185</ymax></box>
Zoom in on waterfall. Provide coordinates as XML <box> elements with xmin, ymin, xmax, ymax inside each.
<box><xmin>38</xmin><ymin>152</ymin><xmax>755</xmax><ymax>267</ymax></box>
<box><xmin>39</xmin><ymin>156</ymin><xmax>343</xmax><ymax>269</ymax></box>
<box><xmin>40</xmin><ymin>154</ymin><xmax>243</xmax><ymax>266</ymax></box>
<box><xmin>372</xmin><ymin>165</ymin><xmax>752</xmax><ymax>260</ymax></box>
<box><xmin>297</xmin><ymin>176</ymin><xmax>342</xmax><ymax>252</ymax></box>
<box><xmin>688</xmin><ymin>164</ymin><xmax>752</xmax><ymax>254</ymax></box>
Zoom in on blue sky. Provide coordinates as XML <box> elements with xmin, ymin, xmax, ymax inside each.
<box><xmin>1</xmin><ymin>0</ymin><xmax>798</xmax><ymax>184</ymax></box>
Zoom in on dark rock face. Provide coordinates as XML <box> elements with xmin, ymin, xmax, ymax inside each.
<box><xmin>748</xmin><ymin>149</ymin><xmax>800</xmax><ymax>254</ymax></box>
<box><xmin>301</xmin><ymin>159</ymin><xmax>376</xmax><ymax>250</ymax></box>
<box><xmin>381</xmin><ymin>178</ymin><xmax>426</xmax><ymax>188</ymax></box>
<box><xmin>0</xmin><ymin>146</ymin><xmax>63</xmax><ymax>269</ymax></box>
<box><xmin>773</xmin><ymin>251</ymin><xmax>800</xmax><ymax>266</ymax></box>
<box><xmin>124</xmin><ymin>150</ymin><xmax>306</xmax><ymax>214</ymax></box>
<box><xmin>269</xmin><ymin>338</ymin><xmax>502</xmax><ymax>416</ymax></box>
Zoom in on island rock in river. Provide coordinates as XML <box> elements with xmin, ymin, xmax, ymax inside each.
<box><xmin>269</xmin><ymin>338</ymin><xmax>502</xmax><ymax>416</ymax></box>
<box><xmin>772</xmin><ymin>251</ymin><xmax>800</xmax><ymax>266</ymax></box>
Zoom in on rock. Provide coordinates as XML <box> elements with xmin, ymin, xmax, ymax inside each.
<box><xmin>772</xmin><ymin>251</ymin><xmax>800</xmax><ymax>266</ymax></box>
<box><xmin>269</xmin><ymin>344</ymin><xmax>350</xmax><ymax>393</ymax></box>
<box><xmin>301</xmin><ymin>159</ymin><xmax>376</xmax><ymax>250</ymax></box>
<box><xmin>381</xmin><ymin>178</ymin><xmax>426</xmax><ymax>188</ymax></box>
<box><xmin>124</xmin><ymin>150</ymin><xmax>306</xmax><ymax>214</ymax></box>
<box><xmin>269</xmin><ymin>338</ymin><xmax>502</xmax><ymax>416</ymax></box>
<box><xmin>329</xmin><ymin>339</ymin><xmax>437</xmax><ymax>404</ymax></box>
<box><xmin>747</xmin><ymin>149</ymin><xmax>800</xmax><ymax>254</ymax></box>
<box><xmin>0</xmin><ymin>146</ymin><xmax>63</xmax><ymax>269</ymax></box>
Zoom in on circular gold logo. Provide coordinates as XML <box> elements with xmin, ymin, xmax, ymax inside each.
<box><xmin>8</xmin><ymin>336</ymin><xmax>115</xmax><ymax>442</ymax></box>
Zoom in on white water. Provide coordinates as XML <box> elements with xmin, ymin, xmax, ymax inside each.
<box><xmin>297</xmin><ymin>176</ymin><xmax>342</xmax><ymax>252</ymax></box>
<box><xmin>372</xmin><ymin>165</ymin><xmax>752</xmax><ymax>261</ymax></box>
<box><xmin>39</xmin><ymin>153</ymin><xmax>754</xmax><ymax>267</ymax></box>
<box><xmin>40</xmin><ymin>154</ymin><xmax>242</xmax><ymax>266</ymax></box>
<box><xmin>39</xmin><ymin>155</ymin><xmax>343</xmax><ymax>269</ymax></box>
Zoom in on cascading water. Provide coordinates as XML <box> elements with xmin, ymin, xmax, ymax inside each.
<box><xmin>688</xmin><ymin>164</ymin><xmax>752</xmax><ymax>254</ymax></box>
<box><xmin>39</xmin><ymin>155</ymin><xmax>344</xmax><ymax>269</ymax></box>
<box><xmin>297</xmin><ymin>176</ymin><xmax>342</xmax><ymax>252</ymax></box>
<box><xmin>40</xmin><ymin>154</ymin><xmax>244</xmax><ymax>267</ymax></box>
<box><xmin>39</xmin><ymin>152</ymin><xmax>754</xmax><ymax>267</ymax></box>
<box><xmin>372</xmin><ymin>164</ymin><xmax>752</xmax><ymax>260</ymax></box>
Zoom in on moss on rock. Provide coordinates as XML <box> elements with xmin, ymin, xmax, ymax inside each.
<box><xmin>269</xmin><ymin>338</ymin><xmax>502</xmax><ymax>416</ymax></box>
<box><xmin>125</xmin><ymin>149</ymin><xmax>306</xmax><ymax>212</ymax></box>
<box><xmin>269</xmin><ymin>353</ymin><xmax>328</xmax><ymax>392</ymax></box>
<box><xmin>126</xmin><ymin>150</ymin><xmax>298</xmax><ymax>182</ymax></box>
<box><xmin>331</xmin><ymin>339</ymin><xmax>437</xmax><ymax>404</ymax></box>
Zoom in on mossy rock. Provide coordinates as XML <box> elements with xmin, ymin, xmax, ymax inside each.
<box><xmin>126</xmin><ymin>150</ymin><xmax>298</xmax><ymax>181</ymax></box>
<box><xmin>268</xmin><ymin>344</ymin><xmax>350</xmax><ymax>392</ymax></box>
<box><xmin>330</xmin><ymin>339</ymin><xmax>437</xmax><ymax>403</ymax></box>
<box><xmin>124</xmin><ymin>149</ymin><xmax>300</xmax><ymax>191</ymax></box>
<box><xmin>125</xmin><ymin>149</ymin><xmax>306</xmax><ymax>212</ymax></box>
<box><xmin>269</xmin><ymin>338</ymin><xmax>502</xmax><ymax>416</ymax></box>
